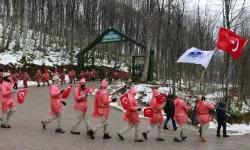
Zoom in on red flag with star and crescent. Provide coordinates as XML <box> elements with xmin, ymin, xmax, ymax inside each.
<box><xmin>144</xmin><ymin>107</ymin><xmax>153</xmax><ymax>117</ymax></box>
<box><xmin>216</xmin><ymin>27</ymin><xmax>248</xmax><ymax>60</ymax></box>
<box><xmin>156</xmin><ymin>93</ymin><xmax>167</xmax><ymax>104</ymax></box>
<box><xmin>17</xmin><ymin>89</ymin><xmax>28</xmax><ymax>104</ymax></box>
<box><xmin>120</xmin><ymin>93</ymin><xmax>129</xmax><ymax>110</ymax></box>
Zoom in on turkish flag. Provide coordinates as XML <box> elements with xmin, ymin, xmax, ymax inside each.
<box><xmin>17</xmin><ymin>89</ymin><xmax>28</xmax><ymax>104</ymax></box>
<box><xmin>85</xmin><ymin>88</ymin><xmax>95</xmax><ymax>94</ymax></box>
<box><xmin>120</xmin><ymin>93</ymin><xmax>129</xmax><ymax>109</ymax></box>
<box><xmin>62</xmin><ymin>84</ymin><xmax>73</xmax><ymax>99</ymax></box>
<box><xmin>217</xmin><ymin>27</ymin><xmax>248</xmax><ymax>60</ymax></box>
<box><xmin>144</xmin><ymin>107</ymin><xmax>153</xmax><ymax>117</ymax></box>
<box><xmin>156</xmin><ymin>94</ymin><xmax>166</xmax><ymax>104</ymax></box>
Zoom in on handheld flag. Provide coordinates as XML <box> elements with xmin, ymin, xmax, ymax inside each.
<box><xmin>17</xmin><ymin>89</ymin><xmax>28</xmax><ymax>104</ymax></box>
<box><xmin>62</xmin><ymin>84</ymin><xmax>73</xmax><ymax>99</ymax></box>
<box><xmin>85</xmin><ymin>88</ymin><xmax>95</xmax><ymax>94</ymax></box>
<box><xmin>144</xmin><ymin>107</ymin><xmax>153</xmax><ymax>117</ymax></box>
<box><xmin>156</xmin><ymin>93</ymin><xmax>166</xmax><ymax>104</ymax></box>
<box><xmin>177</xmin><ymin>47</ymin><xmax>215</xmax><ymax>68</ymax></box>
<box><xmin>217</xmin><ymin>27</ymin><xmax>248</xmax><ymax>60</ymax></box>
<box><xmin>120</xmin><ymin>93</ymin><xmax>129</xmax><ymax>109</ymax></box>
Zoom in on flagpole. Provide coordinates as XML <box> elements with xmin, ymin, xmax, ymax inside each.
<box><xmin>198</xmin><ymin>47</ymin><xmax>218</xmax><ymax>93</ymax></box>
<box><xmin>224</xmin><ymin>61</ymin><xmax>237</xmax><ymax>82</ymax></box>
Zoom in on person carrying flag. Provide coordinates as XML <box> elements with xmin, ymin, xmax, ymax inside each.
<box><xmin>87</xmin><ymin>80</ymin><xmax>117</xmax><ymax>139</ymax></box>
<box><xmin>117</xmin><ymin>86</ymin><xmax>143</xmax><ymax>142</ymax></box>
<box><xmin>71</xmin><ymin>78</ymin><xmax>92</xmax><ymax>136</ymax></box>
<box><xmin>41</xmin><ymin>75</ymin><xmax>66</xmax><ymax>133</ymax></box>
<box><xmin>1</xmin><ymin>72</ymin><xmax>16</xmax><ymax>128</ymax></box>
<box><xmin>142</xmin><ymin>89</ymin><xmax>164</xmax><ymax>141</ymax></box>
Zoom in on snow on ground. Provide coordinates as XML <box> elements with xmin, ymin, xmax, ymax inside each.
<box><xmin>133</xmin><ymin>84</ymin><xmax>152</xmax><ymax>104</ymax></box>
<box><xmin>209</xmin><ymin>121</ymin><xmax>250</xmax><ymax>135</ymax></box>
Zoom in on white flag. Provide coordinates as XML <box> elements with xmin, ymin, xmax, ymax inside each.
<box><xmin>177</xmin><ymin>47</ymin><xmax>215</xmax><ymax>68</ymax></box>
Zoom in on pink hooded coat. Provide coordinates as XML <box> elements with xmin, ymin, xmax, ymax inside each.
<box><xmin>123</xmin><ymin>87</ymin><xmax>140</xmax><ymax>124</ymax></box>
<box><xmin>1</xmin><ymin>81</ymin><xmax>16</xmax><ymax>112</ymax></box>
<box><xmin>196</xmin><ymin>101</ymin><xmax>214</xmax><ymax>124</ymax></box>
<box><xmin>74</xmin><ymin>79</ymin><xmax>88</xmax><ymax>111</ymax></box>
<box><xmin>148</xmin><ymin>90</ymin><xmax>164</xmax><ymax>125</ymax></box>
<box><xmin>49</xmin><ymin>84</ymin><xmax>62</xmax><ymax>116</ymax></box>
<box><xmin>92</xmin><ymin>89</ymin><xmax>111</xmax><ymax>119</ymax></box>
<box><xmin>174</xmin><ymin>98</ymin><xmax>189</xmax><ymax>125</ymax></box>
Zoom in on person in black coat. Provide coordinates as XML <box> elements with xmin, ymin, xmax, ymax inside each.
<box><xmin>163</xmin><ymin>94</ymin><xmax>177</xmax><ymax>130</ymax></box>
<box><xmin>216</xmin><ymin>102</ymin><xmax>229</xmax><ymax>137</ymax></box>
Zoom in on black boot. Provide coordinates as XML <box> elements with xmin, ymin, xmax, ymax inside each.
<box><xmin>71</xmin><ymin>131</ymin><xmax>80</xmax><ymax>134</ymax></box>
<box><xmin>216</xmin><ymin>134</ymin><xmax>221</xmax><ymax>137</ymax></box>
<box><xmin>1</xmin><ymin>124</ymin><xmax>11</xmax><ymax>128</ymax></box>
<box><xmin>156</xmin><ymin>138</ymin><xmax>165</xmax><ymax>141</ymax></box>
<box><xmin>134</xmin><ymin>139</ymin><xmax>143</xmax><ymax>142</ymax></box>
<box><xmin>223</xmin><ymin>134</ymin><xmax>229</xmax><ymax>137</ymax></box>
<box><xmin>55</xmin><ymin>128</ymin><xmax>65</xmax><ymax>133</ymax></box>
<box><xmin>87</xmin><ymin>129</ymin><xmax>95</xmax><ymax>139</ymax></box>
<box><xmin>117</xmin><ymin>133</ymin><xmax>124</xmax><ymax>140</ymax></box>
<box><xmin>41</xmin><ymin>121</ymin><xmax>46</xmax><ymax>129</ymax></box>
<box><xmin>103</xmin><ymin>133</ymin><xmax>112</xmax><ymax>139</ymax></box>
<box><xmin>181</xmin><ymin>136</ymin><xmax>187</xmax><ymax>141</ymax></box>
<box><xmin>163</xmin><ymin>126</ymin><xmax>169</xmax><ymax>130</ymax></box>
<box><xmin>142</xmin><ymin>132</ymin><xmax>147</xmax><ymax>139</ymax></box>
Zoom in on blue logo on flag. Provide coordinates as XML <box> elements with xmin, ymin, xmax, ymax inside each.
<box><xmin>187</xmin><ymin>51</ymin><xmax>203</xmax><ymax>58</ymax></box>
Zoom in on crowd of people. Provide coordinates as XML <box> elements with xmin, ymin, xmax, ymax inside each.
<box><xmin>0</xmin><ymin>69</ymin><xmax>229</xmax><ymax>143</ymax></box>
<box><xmin>0</xmin><ymin>68</ymin><xmax>132</xmax><ymax>89</ymax></box>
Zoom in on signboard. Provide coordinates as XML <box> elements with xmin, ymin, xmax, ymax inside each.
<box><xmin>101</xmin><ymin>31</ymin><xmax>121</xmax><ymax>43</ymax></box>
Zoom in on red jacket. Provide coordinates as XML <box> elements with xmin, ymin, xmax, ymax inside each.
<box><xmin>196</xmin><ymin>101</ymin><xmax>214</xmax><ymax>124</ymax></box>
<box><xmin>174</xmin><ymin>98</ymin><xmax>189</xmax><ymax>125</ymax></box>
<box><xmin>92</xmin><ymin>89</ymin><xmax>111</xmax><ymax>119</ymax></box>
<box><xmin>44</xmin><ymin>72</ymin><xmax>50</xmax><ymax>81</ymax></box>
<box><xmin>148</xmin><ymin>97</ymin><xmax>164</xmax><ymax>125</ymax></box>
<box><xmin>74</xmin><ymin>85</ymin><xmax>88</xmax><ymax>111</ymax></box>
<box><xmin>1</xmin><ymin>81</ymin><xmax>16</xmax><ymax>112</ymax></box>
<box><xmin>50</xmin><ymin>84</ymin><xmax>62</xmax><ymax>116</ymax></box>
<box><xmin>35</xmin><ymin>72</ymin><xmax>43</xmax><ymax>82</ymax></box>
<box><xmin>123</xmin><ymin>93</ymin><xmax>140</xmax><ymax>124</ymax></box>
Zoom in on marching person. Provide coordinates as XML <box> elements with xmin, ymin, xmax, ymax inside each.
<box><xmin>71</xmin><ymin>78</ymin><xmax>92</xmax><ymax>136</ymax></box>
<box><xmin>43</xmin><ymin>70</ymin><xmax>50</xmax><ymax>86</ymax></box>
<box><xmin>60</xmin><ymin>70</ymin><xmax>66</xmax><ymax>85</ymax></box>
<box><xmin>35</xmin><ymin>69</ymin><xmax>43</xmax><ymax>87</ymax></box>
<box><xmin>216</xmin><ymin>101</ymin><xmax>229</xmax><ymax>138</ymax></box>
<box><xmin>117</xmin><ymin>86</ymin><xmax>143</xmax><ymax>142</ymax></box>
<box><xmin>12</xmin><ymin>72</ymin><xmax>19</xmax><ymax>89</ymax></box>
<box><xmin>163</xmin><ymin>94</ymin><xmax>177</xmax><ymax>130</ymax></box>
<box><xmin>22</xmin><ymin>72</ymin><xmax>30</xmax><ymax>88</ymax></box>
<box><xmin>196</xmin><ymin>95</ymin><xmax>214</xmax><ymax>142</ymax></box>
<box><xmin>142</xmin><ymin>89</ymin><xmax>164</xmax><ymax>141</ymax></box>
<box><xmin>41</xmin><ymin>75</ymin><xmax>66</xmax><ymax>133</ymax></box>
<box><xmin>79</xmin><ymin>71</ymin><xmax>85</xmax><ymax>80</ymax></box>
<box><xmin>87</xmin><ymin>80</ymin><xmax>117</xmax><ymax>139</ymax></box>
<box><xmin>173</xmin><ymin>93</ymin><xmax>189</xmax><ymax>142</ymax></box>
<box><xmin>68</xmin><ymin>71</ymin><xmax>73</xmax><ymax>84</ymax></box>
<box><xmin>1</xmin><ymin>72</ymin><xmax>16</xmax><ymax>128</ymax></box>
